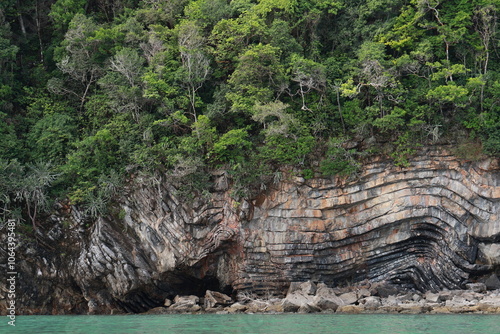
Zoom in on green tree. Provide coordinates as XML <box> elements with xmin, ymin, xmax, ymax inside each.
<box><xmin>417</xmin><ymin>0</ymin><xmax>472</xmax><ymax>65</ymax></box>
<box><xmin>227</xmin><ymin>44</ymin><xmax>285</xmax><ymax>113</ymax></box>
<box><xmin>320</xmin><ymin>137</ymin><xmax>361</xmax><ymax>177</ymax></box>
<box><xmin>98</xmin><ymin>47</ymin><xmax>145</xmax><ymax>121</ymax></box>
<box><xmin>0</xmin><ymin>112</ymin><xmax>21</xmax><ymax>160</ymax></box>
<box><xmin>184</xmin><ymin>0</ymin><xmax>231</xmax><ymax>29</ymax></box>
<box><xmin>0</xmin><ymin>7</ymin><xmax>18</xmax><ymax>113</ymax></box>
<box><xmin>253</xmin><ymin>101</ymin><xmax>315</xmax><ymax>165</ymax></box>
<box><xmin>289</xmin><ymin>54</ymin><xmax>327</xmax><ymax>112</ymax></box>
<box><xmin>426</xmin><ymin>83</ymin><xmax>468</xmax><ymax>115</ymax></box>
<box><xmin>27</xmin><ymin>113</ymin><xmax>77</xmax><ymax>163</ymax></box>
<box><xmin>211</xmin><ymin>128</ymin><xmax>252</xmax><ymax>163</ymax></box>
<box><xmin>177</xmin><ymin>20</ymin><xmax>211</xmax><ymax>120</ymax></box>
<box><xmin>48</xmin><ymin>14</ymin><xmax>103</xmax><ymax>110</ymax></box>
<box><xmin>0</xmin><ymin>159</ymin><xmax>22</xmax><ymax>220</ymax></box>
<box><xmin>49</xmin><ymin>0</ymin><xmax>86</xmax><ymax>31</ymax></box>
<box><xmin>13</xmin><ymin>161</ymin><xmax>58</xmax><ymax>231</ymax></box>
<box><xmin>473</xmin><ymin>2</ymin><xmax>498</xmax><ymax>110</ymax></box>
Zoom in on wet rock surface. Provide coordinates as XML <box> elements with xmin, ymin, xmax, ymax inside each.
<box><xmin>2</xmin><ymin>146</ymin><xmax>500</xmax><ymax>314</ymax></box>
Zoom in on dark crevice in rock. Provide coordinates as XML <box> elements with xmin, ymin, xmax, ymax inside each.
<box><xmin>119</xmin><ymin>290</ymin><xmax>164</xmax><ymax>313</ymax></box>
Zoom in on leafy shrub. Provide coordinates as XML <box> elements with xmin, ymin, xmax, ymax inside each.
<box><xmin>390</xmin><ymin>132</ymin><xmax>420</xmax><ymax>167</ymax></box>
<box><xmin>320</xmin><ymin>138</ymin><xmax>361</xmax><ymax>177</ymax></box>
<box><xmin>211</xmin><ymin>128</ymin><xmax>252</xmax><ymax>163</ymax></box>
<box><xmin>482</xmin><ymin>129</ymin><xmax>500</xmax><ymax>156</ymax></box>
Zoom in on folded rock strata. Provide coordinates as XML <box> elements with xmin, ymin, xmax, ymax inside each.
<box><xmin>2</xmin><ymin>146</ymin><xmax>500</xmax><ymax>314</ymax></box>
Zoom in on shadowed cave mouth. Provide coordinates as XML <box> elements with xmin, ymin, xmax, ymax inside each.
<box><xmin>118</xmin><ymin>272</ymin><xmax>232</xmax><ymax>313</ymax></box>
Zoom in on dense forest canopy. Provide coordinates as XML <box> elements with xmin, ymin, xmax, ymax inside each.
<box><xmin>1</xmin><ymin>0</ymin><xmax>500</xmax><ymax>231</ymax></box>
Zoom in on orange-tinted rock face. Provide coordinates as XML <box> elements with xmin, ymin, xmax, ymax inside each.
<box><xmin>4</xmin><ymin>147</ymin><xmax>500</xmax><ymax>314</ymax></box>
<box><xmin>236</xmin><ymin>148</ymin><xmax>499</xmax><ymax>295</ymax></box>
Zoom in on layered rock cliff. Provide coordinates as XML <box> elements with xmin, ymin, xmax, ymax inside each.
<box><xmin>2</xmin><ymin>146</ymin><xmax>500</xmax><ymax>314</ymax></box>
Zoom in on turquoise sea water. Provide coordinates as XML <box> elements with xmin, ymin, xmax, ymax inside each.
<box><xmin>4</xmin><ymin>314</ymin><xmax>500</xmax><ymax>334</ymax></box>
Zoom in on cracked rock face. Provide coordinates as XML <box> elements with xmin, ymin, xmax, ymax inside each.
<box><xmin>2</xmin><ymin>146</ymin><xmax>500</xmax><ymax>314</ymax></box>
<box><xmin>72</xmin><ymin>180</ymin><xmax>242</xmax><ymax>313</ymax></box>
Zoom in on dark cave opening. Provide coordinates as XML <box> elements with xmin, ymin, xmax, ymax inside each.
<box><xmin>159</xmin><ymin>270</ymin><xmax>231</xmax><ymax>299</ymax></box>
<box><xmin>117</xmin><ymin>270</ymin><xmax>232</xmax><ymax>313</ymax></box>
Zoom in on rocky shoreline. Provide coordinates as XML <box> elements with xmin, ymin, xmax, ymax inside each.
<box><xmin>144</xmin><ymin>276</ymin><xmax>500</xmax><ymax>315</ymax></box>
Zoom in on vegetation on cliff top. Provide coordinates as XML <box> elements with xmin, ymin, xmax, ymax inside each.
<box><xmin>1</xmin><ymin>0</ymin><xmax>500</xmax><ymax>228</ymax></box>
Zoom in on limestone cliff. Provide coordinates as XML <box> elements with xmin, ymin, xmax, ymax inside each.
<box><xmin>2</xmin><ymin>146</ymin><xmax>500</xmax><ymax>314</ymax></box>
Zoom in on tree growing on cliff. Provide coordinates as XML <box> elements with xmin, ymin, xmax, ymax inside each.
<box><xmin>48</xmin><ymin>14</ymin><xmax>103</xmax><ymax>110</ymax></box>
<box><xmin>13</xmin><ymin>161</ymin><xmax>58</xmax><ymax>231</ymax></box>
<box><xmin>177</xmin><ymin>20</ymin><xmax>211</xmax><ymax>121</ymax></box>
